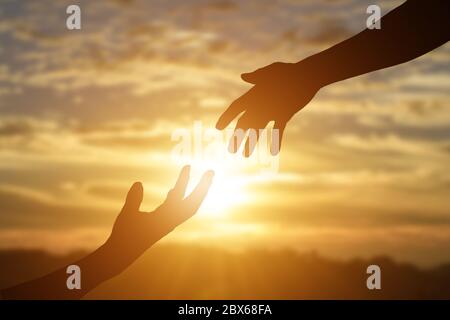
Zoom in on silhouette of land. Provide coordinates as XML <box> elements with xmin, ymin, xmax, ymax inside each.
<box><xmin>1</xmin><ymin>245</ymin><xmax>449</xmax><ymax>299</ymax></box>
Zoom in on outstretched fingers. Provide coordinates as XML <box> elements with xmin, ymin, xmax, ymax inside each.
<box><xmin>122</xmin><ymin>182</ymin><xmax>144</xmax><ymax>213</ymax></box>
<box><xmin>215</xmin><ymin>92</ymin><xmax>249</xmax><ymax>130</ymax></box>
<box><xmin>228</xmin><ymin>116</ymin><xmax>250</xmax><ymax>153</ymax></box>
<box><xmin>241</xmin><ymin>62</ymin><xmax>285</xmax><ymax>84</ymax></box>
<box><xmin>243</xmin><ymin>119</ymin><xmax>271</xmax><ymax>157</ymax></box>
<box><xmin>271</xmin><ymin>121</ymin><xmax>286</xmax><ymax>155</ymax></box>
<box><xmin>166</xmin><ymin>165</ymin><xmax>191</xmax><ymax>202</ymax></box>
<box><xmin>182</xmin><ymin>170</ymin><xmax>215</xmax><ymax>219</ymax></box>
<box><xmin>158</xmin><ymin>169</ymin><xmax>214</xmax><ymax>229</ymax></box>
<box><xmin>241</xmin><ymin>66</ymin><xmax>269</xmax><ymax>84</ymax></box>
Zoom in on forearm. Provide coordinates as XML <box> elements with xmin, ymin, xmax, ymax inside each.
<box><xmin>0</xmin><ymin>243</ymin><xmax>120</xmax><ymax>300</ymax></box>
<box><xmin>299</xmin><ymin>0</ymin><xmax>450</xmax><ymax>87</ymax></box>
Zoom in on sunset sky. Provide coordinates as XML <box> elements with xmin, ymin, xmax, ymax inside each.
<box><xmin>0</xmin><ymin>0</ymin><xmax>449</xmax><ymax>267</ymax></box>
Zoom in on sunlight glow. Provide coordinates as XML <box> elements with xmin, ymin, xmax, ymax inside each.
<box><xmin>170</xmin><ymin>122</ymin><xmax>280</xmax><ymax>217</ymax></box>
<box><xmin>188</xmin><ymin>157</ymin><xmax>253</xmax><ymax>217</ymax></box>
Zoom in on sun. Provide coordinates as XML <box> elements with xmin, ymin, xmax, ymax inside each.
<box><xmin>170</xmin><ymin>122</ymin><xmax>280</xmax><ymax>217</ymax></box>
<box><xmin>187</xmin><ymin>157</ymin><xmax>252</xmax><ymax>217</ymax></box>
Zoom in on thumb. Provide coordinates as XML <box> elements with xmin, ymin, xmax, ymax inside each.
<box><xmin>122</xmin><ymin>182</ymin><xmax>143</xmax><ymax>213</ymax></box>
<box><xmin>242</xmin><ymin>62</ymin><xmax>292</xmax><ymax>84</ymax></box>
<box><xmin>241</xmin><ymin>70</ymin><xmax>263</xmax><ymax>84</ymax></box>
<box><xmin>241</xmin><ymin>62</ymin><xmax>280</xmax><ymax>84</ymax></box>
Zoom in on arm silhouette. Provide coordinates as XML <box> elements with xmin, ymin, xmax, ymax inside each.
<box><xmin>216</xmin><ymin>0</ymin><xmax>450</xmax><ymax>156</ymax></box>
<box><xmin>1</xmin><ymin>166</ymin><xmax>214</xmax><ymax>300</ymax></box>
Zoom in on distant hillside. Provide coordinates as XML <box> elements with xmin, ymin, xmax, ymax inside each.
<box><xmin>1</xmin><ymin>245</ymin><xmax>449</xmax><ymax>299</ymax></box>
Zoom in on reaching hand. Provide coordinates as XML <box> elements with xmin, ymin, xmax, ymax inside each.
<box><xmin>0</xmin><ymin>165</ymin><xmax>214</xmax><ymax>300</ymax></box>
<box><xmin>216</xmin><ymin>0</ymin><xmax>450</xmax><ymax>158</ymax></box>
<box><xmin>105</xmin><ymin>165</ymin><xmax>214</xmax><ymax>270</ymax></box>
<box><xmin>216</xmin><ymin>62</ymin><xmax>322</xmax><ymax>157</ymax></box>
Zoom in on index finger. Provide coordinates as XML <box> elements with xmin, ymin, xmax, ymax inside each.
<box><xmin>215</xmin><ymin>92</ymin><xmax>249</xmax><ymax>130</ymax></box>
<box><xmin>166</xmin><ymin>165</ymin><xmax>190</xmax><ymax>202</ymax></box>
<box><xmin>183</xmin><ymin>170</ymin><xmax>215</xmax><ymax>216</ymax></box>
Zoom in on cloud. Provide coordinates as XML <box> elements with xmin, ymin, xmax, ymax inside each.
<box><xmin>0</xmin><ymin>228</ymin><xmax>108</xmax><ymax>253</ymax></box>
<box><xmin>0</xmin><ymin>116</ymin><xmax>178</xmax><ymax>155</ymax></box>
<box><xmin>330</xmin><ymin>133</ymin><xmax>446</xmax><ymax>155</ymax></box>
<box><xmin>305</xmin><ymin>18</ymin><xmax>352</xmax><ymax>46</ymax></box>
<box><xmin>0</xmin><ymin>185</ymin><xmax>111</xmax><ymax>229</ymax></box>
<box><xmin>0</xmin><ymin>118</ymin><xmax>41</xmax><ymax>137</ymax></box>
<box><xmin>0</xmin><ymin>0</ymin><xmax>449</xmax><ymax>266</ymax></box>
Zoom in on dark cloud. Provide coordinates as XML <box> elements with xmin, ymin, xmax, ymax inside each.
<box><xmin>110</xmin><ymin>0</ymin><xmax>135</xmax><ymax>6</ymax></box>
<box><xmin>230</xmin><ymin>202</ymin><xmax>450</xmax><ymax>228</ymax></box>
<box><xmin>441</xmin><ymin>143</ymin><xmax>450</xmax><ymax>155</ymax></box>
<box><xmin>85</xmin><ymin>183</ymin><xmax>161</xmax><ymax>205</ymax></box>
<box><xmin>0</xmin><ymin>188</ymin><xmax>111</xmax><ymax>229</ymax></box>
<box><xmin>84</xmin><ymin>184</ymin><xmax>130</xmax><ymax>201</ymax></box>
<box><xmin>306</xmin><ymin>18</ymin><xmax>352</xmax><ymax>45</ymax></box>
<box><xmin>0</xmin><ymin>117</ymin><xmax>174</xmax><ymax>152</ymax></box>
<box><xmin>0</xmin><ymin>119</ymin><xmax>37</xmax><ymax>137</ymax></box>
<box><xmin>406</xmin><ymin>99</ymin><xmax>447</xmax><ymax>117</ymax></box>
<box><xmin>82</xmin><ymin>135</ymin><xmax>172</xmax><ymax>151</ymax></box>
<box><xmin>202</xmin><ymin>0</ymin><xmax>237</xmax><ymax>11</ymax></box>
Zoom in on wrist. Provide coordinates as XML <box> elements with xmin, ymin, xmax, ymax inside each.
<box><xmin>75</xmin><ymin>242</ymin><xmax>123</xmax><ymax>291</ymax></box>
<box><xmin>294</xmin><ymin>54</ymin><xmax>333</xmax><ymax>89</ymax></box>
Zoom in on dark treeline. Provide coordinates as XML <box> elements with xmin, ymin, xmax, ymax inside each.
<box><xmin>0</xmin><ymin>245</ymin><xmax>449</xmax><ymax>299</ymax></box>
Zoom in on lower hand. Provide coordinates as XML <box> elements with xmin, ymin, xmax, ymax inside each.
<box><xmin>104</xmin><ymin>165</ymin><xmax>214</xmax><ymax>274</ymax></box>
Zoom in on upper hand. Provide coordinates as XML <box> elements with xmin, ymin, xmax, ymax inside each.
<box><xmin>216</xmin><ymin>62</ymin><xmax>321</xmax><ymax>157</ymax></box>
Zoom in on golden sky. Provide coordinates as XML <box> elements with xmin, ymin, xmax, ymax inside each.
<box><xmin>0</xmin><ymin>0</ymin><xmax>449</xmax><ymax>267</ymax></box>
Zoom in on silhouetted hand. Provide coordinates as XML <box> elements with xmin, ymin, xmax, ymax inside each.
<box><xmin>105</xmin><ymin>165</ymin><xmax>214</xmax><ymax>272</ymax></box>
<box><xmin>216</xmin><ymin>62</ymin><xmax>322</xmax><ymax>157</ymax></box>
<box><xmin>217</xmin><ymin>0</ymin><xmax>450</xmax><ymax>157</ymax></box>
<box><xmin>1</xmin><ymin>165</ymin><xmax>214</xmax><ymax>300</ymax></box>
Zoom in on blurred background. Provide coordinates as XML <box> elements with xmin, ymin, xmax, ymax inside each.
<box><xmin>0</xmin><ymin>0</ymin><xmax>449</xmax><ymax>298</ymax></box>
